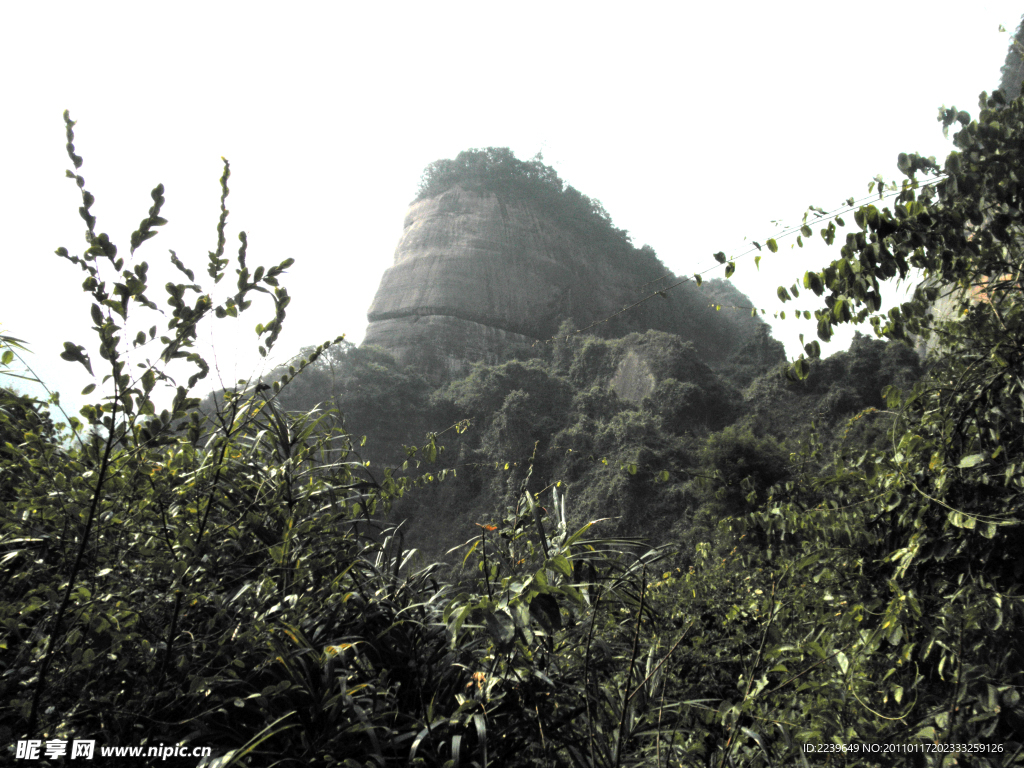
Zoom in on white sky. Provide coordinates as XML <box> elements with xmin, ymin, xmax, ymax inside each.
<box><xmin>1</xmin><ymin>2</ymin><xmax>1020</xmax><ymax>421</ymax></box>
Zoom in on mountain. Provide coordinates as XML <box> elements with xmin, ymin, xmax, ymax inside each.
<box><xmin>363</xmin><ymin>148</ymin><xmax>765</xmax><ymax>381</ymax></box>
<box><xmin>193</xmin><ymin>149</ymin><xmax>921</xmax><ymax>567</ymax></box>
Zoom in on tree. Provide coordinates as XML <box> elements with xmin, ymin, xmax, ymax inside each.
<box><xmin>0</xmin><ymin>112</ymin><xmax>360</xmax><ymax>754</ymax></box>
<box><xmin>710</xmin><ymin>89</ymin><xmax>1024</xmax><ymax>758</ymax></box>
<box><xmin>3</xmin><ymin>115</ymin><xmax>673</xmax><ymax>768</ymax></box>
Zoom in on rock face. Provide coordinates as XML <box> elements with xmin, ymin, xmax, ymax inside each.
<box><xmin>609</xmin><ymin>349</ymin><xmax>658</xmax><ymax>404</ymax></box>
<box><xmin>362</xmin><ymin>315</ymin><xmax>536</xmax><ymax>381</ymax></box>
<box><xmin>364</xmin><ymin>184</ymin><xmax>762</xmax><ymax>379</ymax></box>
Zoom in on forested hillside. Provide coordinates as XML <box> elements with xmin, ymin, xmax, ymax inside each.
<box><xmin>3</xmin><ymin>88</ymin><xmax>1023</xmax><ymax>767</ymax></box>
<box><xmin>239</xmin><ymin>323</ymin><xmax>922</xmax><ymax>570</ymax></box>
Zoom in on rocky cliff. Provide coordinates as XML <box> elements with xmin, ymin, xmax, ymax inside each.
<box><xmin>364</xmin><ymin>152</ymin><xmax>765</xmax><ymax>379</ymax></box>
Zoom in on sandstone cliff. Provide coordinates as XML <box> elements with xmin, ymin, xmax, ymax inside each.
<box><xmin>364</xmin><ymin>161</ymin><xmax>765</xmax><ymax>379</ymax></box>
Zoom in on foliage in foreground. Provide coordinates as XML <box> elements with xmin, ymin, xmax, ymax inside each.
<box><xmin>3</xmin><ymin>95</ymin><xmax>1024</xmax><ymax>768</ymax></box>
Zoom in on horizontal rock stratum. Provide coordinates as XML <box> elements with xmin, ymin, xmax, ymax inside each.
<box><xmin>364</xmin><ymin>182</ymin><xmax>763</xmax><ymax>379</ymax></box>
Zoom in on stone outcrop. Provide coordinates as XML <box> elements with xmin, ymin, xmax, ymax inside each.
<box><xmin>364</xmin><ymin>184</ymin><xmax>763</xmax><ymax>379</ymax></box>
<box><xmin>362</xmin><ymin>315</ymin><xmax>536</xmax><ymax>380</ymax></box>
<box><xmin>609</xmin><ymin>349</ymin><xmax>657</xmax><ymax>403</ymax></box>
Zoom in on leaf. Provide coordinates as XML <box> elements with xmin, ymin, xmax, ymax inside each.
<box><xmin>448</xmin><ymin>605</ymin><xmax>473</xmax><ymax>647</ymax></box>
<box><xmin>957</xmin><ymin>453</ymin><xmax>985</xmax><ymax>468</ymax></box>
<box><xmin>484</xmin><ymin>611</ymin><xmax>515</xmax><ymax>645</ymax></box>
<box><xmin>792</xmin><ymin>357</ymin><xmax>809</xmax><ymax>380</ymax></box>
<box><xmin>461</xmin><ymin>538</ymin><xmax>481</xmax><ymax>569</ymax></box>
<box><xmin>81</xmin><ymin>383</ymin><xmax>96</xmax><ymax>396</ymax></box>
<box><xmin>832</xmin><ymin>298</ymin><xmax>846</xmax><ymax>321</ymax></box>
<box><xmin>881</xmin><ymin>385</ymin><xmax>901</xmax><ymax>408</ymax></box>
<box><xmin>740</xmin><ymin>727</ymin><xmax>768</xmax><ymax>758</ymax></box>
<box><xmin>835</xmin><ymin>651</ymin><xmax>849</xmax><ymax>674</ymax></box>
<box><xmin>724</xmin><ymin>262</ymin><xmax>735</xmax><ymax>278</ymax></box>
<box><xmin>550</xmin><ymin>555</ymin><xmax>572</xmax><ymax>578</ymax></box>
<box><xmin>472</xmin><ymin>714</ymin><xmax>488</xmax><ymax>767</ymax></box>
<box><xmin>795</xmin><ymin>551</ymin><xmax>825</xmax><ymax>571</ymax></box>
<box><xmin>529</xmin><ymin>593</ymin><xmax>562</xmax><ymax>632</ymax></box>
<box><xmin>766</xmin><ymin>238</ymin><xmax>778</xmax><ymax>253</ymax></box>
<box><xmin>803</xmin><ymin>271</ymin><xmax>823</xmax><ymax>295</ymax></box>
<box><xmin>948</xmin><ymin>510</ymin><xmax>976</xmax><ymax>530</ymax></box>
<box><xmin>713</xmin><ymin>251</ymin><xmax>727</xmax><ymax>263</ymax></box>
<box><xmin>60</xmin><ymin>342</ymin><xmax>93</xmax><ymax>375</ymax></box>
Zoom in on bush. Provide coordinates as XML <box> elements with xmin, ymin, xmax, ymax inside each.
<box><xmin>2</xmin><ymin>124</ymin><xmax>689</xmax><ymax>766</ymax></box>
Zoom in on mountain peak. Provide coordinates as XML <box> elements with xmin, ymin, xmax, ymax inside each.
<box><xmin>364</xmin><ymin>150</ymin><xmax>765</xmax><ymax>380</ymax></box>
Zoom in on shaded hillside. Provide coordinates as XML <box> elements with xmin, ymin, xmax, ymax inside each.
<box><xmin>408</xmin><ymin>330</ymin><xmax>921</xmax><ymax>563</ymax></box>
<box><xmin>240</xmin><ymin>322</ymin><xmax>922</xmax><ymax>568</ymax></box>
<box><xmin>197</xmin><ymin>340</ymin><xmax>433</xmax><ymax>469</ymax></box>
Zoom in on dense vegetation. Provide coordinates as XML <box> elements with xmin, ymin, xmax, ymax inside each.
<box><xmin>246</xmin><ymin>310</ymin><xmax>921</xmax><ymax>569</ymax></box>
<box><xmin>3</xmin><ymin>86</ymin><xmax>1024</xmax><ymax>767</ymax></box>
<box><xmin>416</xmin><ymin>147</ymin><xmax>629</xmax><ymax>246</ymax></box>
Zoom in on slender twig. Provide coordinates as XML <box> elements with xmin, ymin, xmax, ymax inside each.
<box><xmin>614</xmin><ymin>566</ymin><xmax>646</xmax><ymax>768</ymax></box>
<box><xmin>583</xmin><ymin>584</ymin><xmax>604</xmax><ymax>768</ymax></box>
<box><xmin>624</xmin><ymin>624</ymin><xmax>691</xmax><ymax>707</ymax></box>
<box><xmin>721</xmin><ymin>579</ymin><xmax>776</xmax><ymax>768</ymax></box>
<box><xmin>946</xmin><ymin>614</ymin><xmax>966</xmax><ymax>743</ymax></box>
<box><xmin>27</xmin><ymin>397</ymin><xmax>120</xmax><ymax>735</ymax></box>
<box><xmin>158</xmin><ymin>590</ymin><xmax>184</xmax><ymax>687</ymax></box>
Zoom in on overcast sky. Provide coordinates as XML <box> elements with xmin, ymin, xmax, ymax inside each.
<box><xmin>1</xmin><ymin>2</ymin><xmax>1021</xmax><ymax>420</ymax></box>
